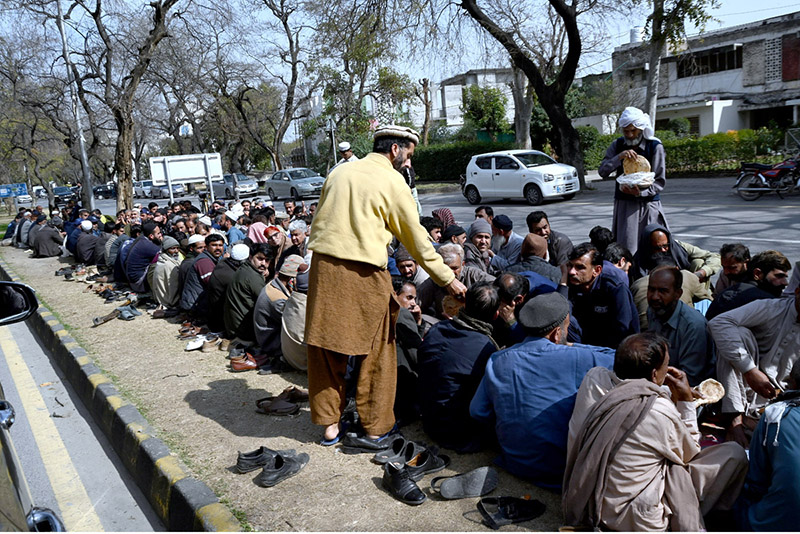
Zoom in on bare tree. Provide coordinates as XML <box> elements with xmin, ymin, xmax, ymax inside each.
<box><xmin>510</xmin><ymin>66</ymin><xmax>534</xmax><ymax>149</ymax></box>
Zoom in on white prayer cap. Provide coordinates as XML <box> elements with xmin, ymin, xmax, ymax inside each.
<box><xmin>338</xmin><ymin>142</ymin><xmax>351</xmax><ymax>152</ymax></box>
<box><xmin>80</xmin><ymin>220</ymin><xmax>92</xmax><ymax>230</ymax></box>
<box><xmin>231</xmin><ymin>243</ymin><xmax>250</xmax><ymax>261</ymax></box>
<box><xmin>225</xmin><ymin>210</ymin><xmax>240</xmax><ymax>222</ymax></box>
<box><xmin>198</xmin><ymin>215</ymin><xmax>212</xmax><ymax>226</ymax></box>
<box><xmin>188</xmin><ymin>234</ymin><xmax>205</xmax><ymax>245</ymax></box>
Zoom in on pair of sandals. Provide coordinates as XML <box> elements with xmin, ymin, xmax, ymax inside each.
<box><xmin>116</xmin><ymin>304</ymin><xmax>142</xmax><ymax>321</ymax></box>
<box><xmin>254</xmin><ymin>386</ymin><xmax>309</xmax><ymax>416</ymax></box>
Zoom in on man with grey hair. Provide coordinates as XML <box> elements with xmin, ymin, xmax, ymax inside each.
<box><xmin>417</xmin><ymin>243</ymin><xmax>494</xmax><ymax>319</ymax></box>
<box><xmin>598</xmin><ymin>106</ymin><xmax>669</xmax><ymax>255</ymax></box>
<box><xmin>285</xmin><ymin>219</ymin><xmax>309</xmax><ymax>262</ymax></box>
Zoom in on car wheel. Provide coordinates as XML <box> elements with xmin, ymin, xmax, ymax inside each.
<box><xmin>465</xmin><ymin>186</ymin><xmax>481</xmax><ymax>205</ymax></box>
<box><xmin>524</xmin><ymin>184</ymin><xmax>543</xmax><ymax>206</ymax></box>
<box><xmin>268</xmin><ymin>188</ymin><xmax>276</xmax><ymax>199</ymax></box>
<box><xmin>291</xmin><ymin>188</ymin><xmax>301</xmax><ymax>200</ymax></box>
<box><xmin>562</xmin><ymin>193</ymin><xmax>576</xmax><ymax>200</ymax></box>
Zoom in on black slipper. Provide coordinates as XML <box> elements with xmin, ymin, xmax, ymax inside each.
<box><xmin>431</xmin><ymin>466</ymin><xmax>498</xmax><ymax>499</ymax></box>
<box><xmin>477</xmin><ymin>496</ymin><xmax>546</xmax><ymax>530</ymax></box>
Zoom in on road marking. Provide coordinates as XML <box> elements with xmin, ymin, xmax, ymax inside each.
<box><xmin>0</xmin><ymin>327</ymin><xmax>104</xmax><ymax>532</ymax></box>
<box><xmin>678</xmin><ymin>233</ymin><xmax>800</xmax><ymax>245</ymax></box>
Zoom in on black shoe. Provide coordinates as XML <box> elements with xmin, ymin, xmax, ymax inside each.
<box><xmin>257</xmin><ymin>452</ymin><xmax>309</xmax><ymax>487</ymax></box>
<box><xmin>383</xmin><ymin>461</ymin><xmax>426</xmax><ymax>506</ymax></box>
<box><xmin>340</xmin><ymin>432</ymin><xmax>401</xmax><ymax>454</ymax></box>
<box><xmin>236</xmin><ymin>446</ymin><xmax>295</xmax><ymax>474</ymax></box>
<box><xmin>405</xmin><ymin>448</ymin><xmax>450</xmax><ymax>481</ymax></box>
<box><xmin>373</xmin><ymin>437</ymin><xmax>426</xmax><ymax>465</ymax></box>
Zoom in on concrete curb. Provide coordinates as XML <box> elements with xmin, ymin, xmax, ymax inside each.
<box><xmin>0</xmin><ymin>256</ymin><xmax>240</xmax><ymax>532</ymax></box>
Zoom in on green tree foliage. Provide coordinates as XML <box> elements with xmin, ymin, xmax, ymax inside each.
<box><xmin>460</xmin><ymin>85</ymin><xmax>510</xmax><ymax>141</ymax></box>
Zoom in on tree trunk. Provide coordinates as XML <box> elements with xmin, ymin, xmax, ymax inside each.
<box><xmin>511</xmin><ymin>67</ymin><xmax>533</xmax><ymax>149</ymax></box>
<box><xmin>420</xmin><ymin>78</ymin><xmax>431</xmax><ymax>145</ymax></box>
<box><xmin>645</xmin><ymin>0</ymin><xmax>665</xmax><ymax>124</ymax></box>
<box><xmin>115</xmin><ymin>111</ymin><xmax>134</xmax><ymax>211</ymax></box>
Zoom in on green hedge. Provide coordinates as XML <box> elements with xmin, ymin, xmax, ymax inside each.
<box><xmin>580</xmin><ymin>127</ymin><xmax>786</xmax><ymax>174</ymax></box>
<box><xmin>413</xmin><ymin>141</ymin><xmax>515</xmax><ymax>182</ymax></box>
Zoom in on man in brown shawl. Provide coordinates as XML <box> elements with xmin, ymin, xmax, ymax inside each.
<box><xmin>564</xmin><ymin>332</ymin><xmax>747</xmax><ymax>531</ymax></box>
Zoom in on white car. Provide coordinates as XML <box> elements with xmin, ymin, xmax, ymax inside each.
<box><xmin>16</xmin><ymin>194</ymin><xmax>32</xmax><ymax>204</ymax></box>
<box><xmin>133</xmin><ymin>180</ymin><xmax>153</xmax><ymax>198</ymax></box>
<box><xmin>462</xmin><ymin>150</ymin><xmax>580</xmax><ymax>205</ymax></box>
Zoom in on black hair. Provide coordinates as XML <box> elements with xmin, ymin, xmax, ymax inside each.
<box><xmin>251</xmin><ymin>242</ymin><xmax>273</xmax><ymax>258</ymax></box>
<box><xmin>525</xmin><ymin>210</ymin><xmax>548</xmax><ymax>230</ymax></box>
<box><xmin>130</xmin><ymin>225</ymin><xmax>143</xmax><ymax>238</ymax></box>
<box><xmin>750</xmin><ymin>250</ymin><xmax>791</xmax><ymax>275</ymax></box>
<box><xmin>103</xmin><ymin>221</ymin><xmax>115</xmax><ymax>233</ymax></box>
<box><xmin>720</xmin><ymin>243</ymin><xmax>750</xmax><ymax>263</ymax></box>
<box><xmin>614</xmin><ymin>333</ymin><xmax>670</xmax><ymax>380</ymax></box>
<box><xmin>475</xmin><ymin>205</ymin><xmax>493</xmax><ymax>217</ymax></box>
<box><xmin>650</xmin><ymin>265</ymin><xmax>683</xmax><ymax>291</ymax></box>
<box><xmin>205</xmin><ymin>233</ymin><xmax>224</xmax><ymax>245</ymax></box>
<box><xmin>464</xmin><ymin>281</ymin><xmax>500</xmax><ymax>324</ymax></box>
<box><xmin>420</xmin><ymin>216</ymin><xmax>443</xmax><ymax>233</ymax></box>
<box><xmin>392</xmin><ymin>276</ymin><xmax>416</xmax><ymax>294</ymax></box>
<box><xmin>493</xmin><ymin>273</ymin><xmax>530</xmax><ymax>304</ymax></box>
<box><xmin>589</xmin><ymin>226</ymin><xmax>614</xmax><ymax>253</ymax></box>
<box><xmin>373</xmin><ymin>136</ymin><xmax>414</xmax><ymax>154</ymax></box>
<box><xmin>604</xmin><ymin>243</ymin><xmax>631</xmax><ymax>265</ymax></box>
<box><xmin>568</xmin><ymin>242</ymin><xmax>602</xmax><ymax>266</ymax></box>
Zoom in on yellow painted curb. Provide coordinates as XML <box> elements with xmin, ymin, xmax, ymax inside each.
<box><xmin>196</xmin><ymin>503</ymin><xmax>241</xmax><ymax>532</ymax></box>
<box><xmin>155</xmin><ymin>456</ymin><xmax>188</xmax><ymax>485</ymax></box>
<box><xmin>87</xmin><ymin>373</ymin><xmax>110</xmax><ymax>388</ymax></box>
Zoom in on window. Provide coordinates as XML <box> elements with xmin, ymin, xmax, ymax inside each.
<box><xmin>494</xmin><ymin>156</ymin><xmax>518</xmax><ymax>170</ymax></box>
<box><xmin>677</xmin><ymin>46</ymin><xmax>743</xmax><ymax>78</ymax></box>
<box><xmin>515</xmin><ymin>152</ymin><xmax>556</xmax><ymax>167</ymax></box>
<box><xmin>475</xmin><ymin>157</ymin><xmax>492</xmax><ymax>170</ymax></box>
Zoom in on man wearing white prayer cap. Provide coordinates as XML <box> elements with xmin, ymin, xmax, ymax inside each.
<box><xmin>598</xmin><ymin>106</ymin><xmax>669</xmax><ymax>257</ymax></box>
<box><xmin>335</xmin><ymin>141</ymin><xmax>359</xmax><ymax>167</ymax></box>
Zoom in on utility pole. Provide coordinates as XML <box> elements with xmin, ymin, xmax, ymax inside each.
<box><xmin>55</xmin><ymin>0</ymin><xmax>94</xmax><ymax>210</ymax></box>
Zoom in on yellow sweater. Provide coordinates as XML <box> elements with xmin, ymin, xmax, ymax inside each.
<box><xmin>308</xmin><ymin>153</ymin><xmax>455</xmax><ymax>287</ymax></box>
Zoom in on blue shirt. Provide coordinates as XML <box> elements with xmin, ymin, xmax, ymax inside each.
<box><xmin>227</xmin><ymin>226</ymin><xmax>246</xmax><ymax>245</ymax></box>
<box><xmin>470</xmin><ymin>337</ymin><xmax>615</xmax><ymax>488</ymax></box>
<box><xmin>744</xmin><ymin>400</ymin><xmax>800</xmax><ymax>531</ymax></box>
<box><xmin>569</xmin><ymin>267</ymin><xmax>639</xmax><ymax>348</ymax></box>
<box><xmin>647</xmin><ymin>300</ymin><xmax>714</xmax><ymax>386</ymax></box>
<box><xmin>490</xmin><ymin>231</ymin><xmax>524</xmax><ymax>271</ymax></box>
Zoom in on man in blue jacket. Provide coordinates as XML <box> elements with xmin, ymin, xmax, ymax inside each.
<box><xmin>568</xmin><ymin>242</ymin><xmax>639</xmax><ymax>348</ymax></box>
<box><xmin>470</xmin><ymin>291</ymin><xmax>615</xmax><ymax>488</ymax></box>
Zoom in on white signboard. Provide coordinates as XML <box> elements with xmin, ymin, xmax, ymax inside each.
<box><xmin>149</xmin><ymin>153</ymin><xmax>224</xmax><ymax>186</ymax></box>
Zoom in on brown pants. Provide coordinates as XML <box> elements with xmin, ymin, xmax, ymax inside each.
<box><xmin>305</xmin><ymin>253</ymin><xmax>398</xmax><ymax>435</ymax></box>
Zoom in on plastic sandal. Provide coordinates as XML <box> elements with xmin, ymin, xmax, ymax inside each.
<box><xmin>431</xmin><ymin>466</ymin><xmax>498</xmax><ymax>499</ymax></box>
<box><xmin>477</xmin><ymin>496</ymin><xmax>546</xmax><ymax>530</ymax></box>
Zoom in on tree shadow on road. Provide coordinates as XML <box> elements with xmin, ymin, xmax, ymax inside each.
<box><xmin>184</xmin><ymin>377</ymin><xmax>319</xmax><ymax>444</ymax></box>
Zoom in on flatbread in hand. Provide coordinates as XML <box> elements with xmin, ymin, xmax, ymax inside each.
<box><xmin>695</xmin><ymin>378</ymin><xmax>725</xmax><ymax>406</ymax></box>
<box><xmin>623</xmin><ymin>154</ymin><xmax>651</xmax><ymax>174</ymax></box>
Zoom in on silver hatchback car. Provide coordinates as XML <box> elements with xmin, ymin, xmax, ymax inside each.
<box><xmin>265</xmin><ymin>168</ymin><xmax>325</xmax><ymax>200</ymax></box>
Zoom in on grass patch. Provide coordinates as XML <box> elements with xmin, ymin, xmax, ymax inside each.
<box><xmin>416</xmin><ymin>182</ymin><xmax>462</xmax><ymax>194</ymax></box>
<box><xmin>219</xmin><ymin>498</ymin><xmax>253</xmax><ymax>532</ymax></box>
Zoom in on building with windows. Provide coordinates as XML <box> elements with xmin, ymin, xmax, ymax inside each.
<box><xmin>604</xmin><ymin>11</ymin><xmax>800</xmax><ymax>135</ymax></box>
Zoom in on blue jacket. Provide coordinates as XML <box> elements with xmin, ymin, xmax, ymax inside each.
<box><xmin>569</xmin><ymin>267</ymin><xmax>639</xmax><ymax>348</ymax></box>
<box><xmin>66</xmin><ymin>226</ymin><xmax>82</xmax><ymax>254</ymax></box>
<box><xmin>470</xmin><ymin>337</ymin><xmax>615</xmax><ymax>488</ymax></box>
<box><xmin>227</xmin><ymin>226</ymin><xmax>246</xmax><ymax>245</ymax></box>
<box><xmin>417</xmin><ymin>319</ymin><xmax>497</xmax><ymax>451</ymax></box>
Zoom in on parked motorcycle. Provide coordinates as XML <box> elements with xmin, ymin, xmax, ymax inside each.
<box><xmin>734</xmin><ymin>155</ymin><xmax>800</xmax><ymax>201</ymax></box>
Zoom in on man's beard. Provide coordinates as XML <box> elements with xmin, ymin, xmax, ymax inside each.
<box><xmin>650</xmin><ymin>251</ymin><xmax>672</xmax><ymax>266</ymax></box>
<box><xmin>151</xmin><ymin>237</ymin><xmax>162</xmax><ymax>246</ymax></box>
<box><xmin>392</xmin><ymin>152</ymin><xmax>405</xmax><ymax>171</ymax></box>
<box><xmin>624</xmin><ymin>133</ymin><xmax>643</xmax><ymax>146</ymax></box>
<box><xmin>756</xmin><ymin>279</ymin><xmax>785</xmax><ymax>297</ymax></box>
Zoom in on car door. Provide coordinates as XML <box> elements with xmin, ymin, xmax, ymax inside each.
<box><xmin>469</xmin><ymin>156</ymin><xmax>495</xmax><ymax>198</ymax></box>
<box><xmin>492</xmin><ymin>156</ymin><xmax>521</xmax><ymax>197</ymax></box>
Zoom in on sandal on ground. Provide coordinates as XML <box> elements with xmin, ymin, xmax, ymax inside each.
<box><xmin>255</xmin><ymin>398</ymin><xmax>300</xmax><ymax>416</ymax></box>
<box><xmin>431</xmin><ymin>466</ymin><xmax>498</xmax><ymax>499</ymax></box>
<box><xmin>256</xmin><ymin>387</ymin><xmax>309</xmax><ymax>408</ymax></box>
<box><xmin>477</xmin><ymin>496</ymin><xmax>546</xmax><ymax>530</ymax></box>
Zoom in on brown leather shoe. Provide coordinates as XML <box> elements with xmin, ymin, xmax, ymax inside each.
<box><xmin>218</xmin><ymin>338</ymin><xmax>231</xmax><ymax>352</ymax></box>
<box><xmin>201</xmin><ymin>335</ymin><xmax>220</xmax><ymax>353</ymax></box>
<box><xmin>231</xmin><ymin>354</ymin><xmax>257</xmax><ymax>372</ymax></box>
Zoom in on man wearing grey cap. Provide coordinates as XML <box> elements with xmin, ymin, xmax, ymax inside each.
<box><xmin>470</xmin><ymin>292</ymin><xmax>615</xmax><ymax>488</ymax></box>
<box><xmin>306</xmin><ymin>124</ymin><xmax>467</xmax><ymax>446</ymax></box>
<box><xmin>149</xmin><ymin>236</ymin><xmax>183</xmax><ymax>309</ymax></box>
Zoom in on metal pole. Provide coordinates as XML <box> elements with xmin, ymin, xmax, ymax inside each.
<box><xmin>55</xmin><ymin>0</ymin><xmax>94</xmax><ymax>210</ymax></box>
<box><xmin>164</xmin><ymin>160</ymin><xmax>175</xmax><ymax>205</ymax></box>
<box><xmin>328</xmin><ymin>118</ymin><xmax>337</xmax><ymax>167</ymax></box>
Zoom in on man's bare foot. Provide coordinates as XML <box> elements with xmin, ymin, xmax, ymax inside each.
<box><xmin>323</xmin><ymin>423</ymin><xmax>339</xmax><ymax>441</ymax></box>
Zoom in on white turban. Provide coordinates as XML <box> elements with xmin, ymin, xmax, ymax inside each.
<box><xmin>80</xmin><ymin>220</ymin><xmax>92</xmax><ymax>231</ymax></box>
<box><xmin>618</xmin><ymin>107</ymin><xmax>657</xmax><ymax>141</ymax></box>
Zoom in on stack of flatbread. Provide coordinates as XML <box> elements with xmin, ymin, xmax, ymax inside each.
<box><xmin>616</xmin><ymin>154</ymin><xmax>655</xmax><ymax>189</ymax></box>
<box><xmin>694</xmin><ymin>378</ymin><xmax>725</xmax><ymax>406</ymax></box>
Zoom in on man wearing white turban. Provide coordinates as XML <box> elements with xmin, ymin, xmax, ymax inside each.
<box><xmin>598</xmin><ymin>107</ymin><xmax>669</xmax><ymax>255</ymax></box>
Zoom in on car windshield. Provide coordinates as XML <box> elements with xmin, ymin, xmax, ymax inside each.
<box><xmin>514</xmin><ymin>152</ymin><xmax>556</xmax><ymax>167</ymax></box>
<box><xmin>236</xmin><ymin>173</ymin><xmax>249</xmax><ymax>181</ymax></box>
<box><xmin>54</xmin><ymin>187</ymin><xmax>71</xmax><ymax>194</ymax></box>
<box><xmin>288</xmin><ymin>169</ymin><xmax>318</xmax><ymax>179</ymax></box>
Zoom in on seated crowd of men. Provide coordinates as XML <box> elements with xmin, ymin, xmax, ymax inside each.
<box><xmin>5</xmin><ymin>197</ymin><xmax>800</xmax><ymax>530</ymax></box>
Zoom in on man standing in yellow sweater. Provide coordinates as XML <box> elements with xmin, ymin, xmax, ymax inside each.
<box><xmin>306</xmin><ymin>125</ymin><xmax>467</xmax><ymax>446</ymax></box>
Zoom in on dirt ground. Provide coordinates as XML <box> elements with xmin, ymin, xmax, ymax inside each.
<box><xmin>0</xmin><ymin>245</ymin><xmax>563</xmax><ymax>532</ymax></box>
